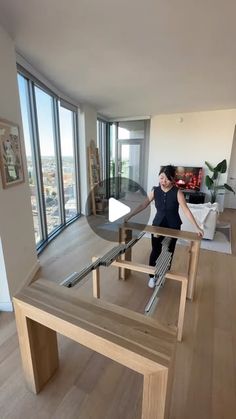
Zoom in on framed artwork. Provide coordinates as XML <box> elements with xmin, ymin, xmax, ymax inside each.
<box><xmin>0</xmin><ymin>118</ymin><xmax>25</xmax><ymax>188</ymax></box>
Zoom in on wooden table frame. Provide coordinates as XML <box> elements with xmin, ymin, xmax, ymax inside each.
<box><xmin>13</xmin><ymin>278</ymin><xmax>176</xmax><ymax>419</ymax></box>
<box><xmin>92</xmin><ymin>222</ymin><xmax>201</xmax><ymax>342</ymax></box>
<box><xmin>118</xmin><ymin>222</ymin><xmax>201</xmax><ymax>301</ymax></box>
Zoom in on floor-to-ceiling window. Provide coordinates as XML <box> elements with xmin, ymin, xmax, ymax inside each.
<box><xmin>17</xmin><ymin>69</ymin><xmax>80</xmax><ymax>252</ymax></box>
<box><xmin>59</xmin><ymin>105</ymin><xmax>78</xmax><ymax>222</ymax></box>
<box><xmin>35</xmin><ymin>86</ymin><xmax>61</xmax><ymax>235</ymax></box>
<box><xmin>17</xmin><ymin>75</ymin><xmax>42</xmax><ymax>244</ymax></box>
<box><xmin>109</xmin><ymin>120</ymin><xmax>149</xmax><ymax>198</ymax></box>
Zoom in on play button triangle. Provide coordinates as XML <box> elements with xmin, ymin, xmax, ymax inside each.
<box><xmin>108</xmin><ymin>198</ymin><xmax>130</xmax><ymax>222</ymax></box>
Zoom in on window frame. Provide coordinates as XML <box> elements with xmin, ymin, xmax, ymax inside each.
<box><xmin>17</xmin><ymin>66</ymin><xmax>81</xmax><ymax>253</ymax></box>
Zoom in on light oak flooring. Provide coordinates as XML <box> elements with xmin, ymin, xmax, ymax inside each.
<box><xmin>0</xmin><ymin>209</ymin><xmax>236</xmax><ymax>419</ymax></box>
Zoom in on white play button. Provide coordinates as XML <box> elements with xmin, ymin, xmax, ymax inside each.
<box><xmin>108</xmin><ymin>198</ymin><xmax>130</xmax><ymax>222</ymax></box>
<box><xmin>86</xmin><ymin>177</ymin><xmax>151</xmax><ymax>241</ymax></box>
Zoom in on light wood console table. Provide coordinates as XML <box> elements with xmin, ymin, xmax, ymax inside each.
<box><xmin>13</xmin><ymin>278</ymin><xmax>176</xmax><ymax>419</ymax></box>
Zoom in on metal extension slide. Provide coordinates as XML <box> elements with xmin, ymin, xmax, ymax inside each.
<box><xmin>60</xmin><ymin>232</ymin><xmax>145</xmax><ymax>287</ymax></box>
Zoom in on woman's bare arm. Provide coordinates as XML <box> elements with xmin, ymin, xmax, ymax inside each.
<box><xmin>178</xmin><ymin>190</ymin><xmax>204</xmax><ymax>237</ymax></box>
<box><xmin>124</xmin><ymin>191</ymin><xmax>154</xmax><ymax>222</ymax></box>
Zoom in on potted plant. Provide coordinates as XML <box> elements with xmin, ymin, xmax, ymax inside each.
<box><xmin>205</xmin><ymin>159</ymin><xmax>235</xmax><ymax>203</ymax></box>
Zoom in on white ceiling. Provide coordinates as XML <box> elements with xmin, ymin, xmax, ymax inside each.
<box><xmin>0</xmin><ymin>0</ymin><xmax>236</xmax><ymax>119</ymax></box>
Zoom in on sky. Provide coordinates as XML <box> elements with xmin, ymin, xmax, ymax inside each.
<box><xmin>18</xmin><ymin>74</ymin><xmax>74</xmax><ymax>157</ymax></box>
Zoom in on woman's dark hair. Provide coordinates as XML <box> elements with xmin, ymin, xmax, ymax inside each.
<box><xmin>159</xmin><ymin>165</ymin><xmax>176</xmax><ymax>181</ymax></box>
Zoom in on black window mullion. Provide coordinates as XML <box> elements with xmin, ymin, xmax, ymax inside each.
<box><xmin>106</xmin><ymin>123</ymin><xmax>111</xmax><ymax>198</ymax></box>
<box><xmin>73</xmin><ymin>112</ymin><xmax>81</xmax><ymax>215</ymax></box>
<box><xmin>115</xmin><ymin>122</ymin><xmax>118</xmax><ymax>178</ymax></box>
<box><xmin>101</xmin><ymin>121</ymin><xmax>106</xmax><ymax>181</ymax></box>
<box><xmin>53</xmin><ymin>98</ymin><xmax>65</xmax><ymax>225</ymax></box>
<box><xmin>99</xmin><ymin>121</ymin><xmax>102</xmax><ymax>179</ymax></box>
<box><xmin>28</xmin><ymin>81</ymin><xmax>48</xmax><ymax>242</ymax></box>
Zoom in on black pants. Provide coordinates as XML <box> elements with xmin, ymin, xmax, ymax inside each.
<box><xmin>149</xmin><ymin>219</ymin><xmax>179</xmax><ymax>276</ymax></box>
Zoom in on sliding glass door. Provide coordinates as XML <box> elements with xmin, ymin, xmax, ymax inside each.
<box><xmin>109</xmin><ymin>120</ymin><xmax>149</xmax><ymax>199</ymax></box>
<box><xmin>117</xmin><ymin>140</ymin><xmax>143</xmax><ymax>198</ymax></box>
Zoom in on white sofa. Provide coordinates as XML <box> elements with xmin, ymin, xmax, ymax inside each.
<box><xmin>179</xmin><ymin>202</ymin><xmax>219</xmax><ymax>240</ymax></box>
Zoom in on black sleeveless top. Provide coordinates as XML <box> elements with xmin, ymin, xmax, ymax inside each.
<box><xmin>152</xmin><ymin>185</ymin><xmax>182</xmax><ymax>229</ymax></box>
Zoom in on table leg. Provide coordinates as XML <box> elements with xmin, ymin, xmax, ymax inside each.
<box><xmin>13</xmin><ymin>300</ymin><xmax>59</xmax><ymax>393</ymax></box>
<box><xmin>119</xmin><ymin>227</ymin><xmax>132</xmax><ymax>280</ymax></box>
<box><xmin>92</xmin><ymin>256</ymin><xmax>100</xmax><ymax>298</ymax></box>
<box><xmin>187</xmin><ymin>240</ymin><xmax>200</xmax><ymax>300</ymax></box>
<box><xmin>177</xmin><ymin>278</ymin><xmax>188</xmax><ymax>342</ymax></box>
<box><xmin>142</xmin><ymin>369</ymin><xmax>169</xmax><ymax>419</ymax></box>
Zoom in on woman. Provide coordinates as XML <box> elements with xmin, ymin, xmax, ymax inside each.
<box><xmin>124</xmin><ymin>165</ymin><xmax>204</xmax><ymax>288</ymax></box>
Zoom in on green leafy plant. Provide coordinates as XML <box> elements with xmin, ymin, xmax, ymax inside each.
<box><xmin>205</xmin><ymin>159</ymin><xmax>235</xmax><ymax>203</ymax></box>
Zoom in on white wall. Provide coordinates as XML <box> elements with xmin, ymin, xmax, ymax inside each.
<box><xmin>148</xmin><ymin>110</ymin><xmax>236</xmax><ymax>211</ymax></box>
<box><xmin>0</xmin><ymin>25</ymin><xmax>39</xmax><ymax>310</ymax></box>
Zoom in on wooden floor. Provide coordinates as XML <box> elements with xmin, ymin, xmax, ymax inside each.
<box><xmin>1</xmin><ymin>209</ymin><xmax>236</xmax><ymax>419</ymax></box>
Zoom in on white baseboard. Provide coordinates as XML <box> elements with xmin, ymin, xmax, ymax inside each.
<box><xmin>0</xmin><ymin>301</ymin><xmax>13</xmax><ymax>311</ymax></box>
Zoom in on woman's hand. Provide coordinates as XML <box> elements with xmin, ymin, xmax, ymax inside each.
<box><xmin>197</xmin><ymin>227</ymin><xmax>204</xmax><ymax>237</ymax></box>
<box><xmin>123</xmin><ymin>193</ymin><xmax>153</xmax><ymax>224</ymax></box>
